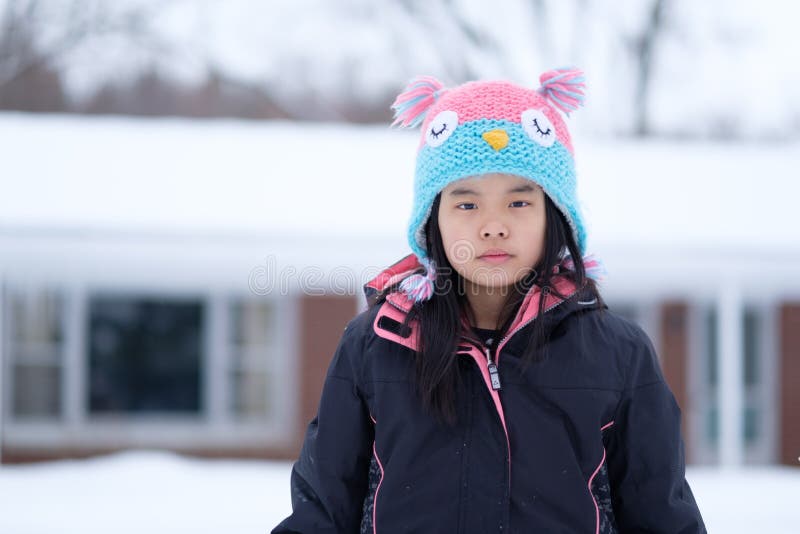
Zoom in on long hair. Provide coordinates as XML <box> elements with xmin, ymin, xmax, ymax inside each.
<box><xmin>373</xmin><ymin>192</ymin><xmax>602</xmax><ymax>425</ymax></box>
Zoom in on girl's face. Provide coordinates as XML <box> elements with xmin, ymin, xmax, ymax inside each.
<box><xmin>437</xmin><ymin>173</ymin><xmax>546</xmax><ymax>293</ymax></box>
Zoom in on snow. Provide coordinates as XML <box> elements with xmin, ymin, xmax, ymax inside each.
<box><xmin>0</xmin><ymin>112</ymin><xmax>416</xmax><ymax>241</ymax></box>
<box><xmin>1</xmin><ymin>112</ymin><xmax>798</xmax><ymax>252</ymax></box>
<box><xmin>0</xmin><ymin>450</ymin><xmax>797</xmax><ymax>533</ymax></box>
<box><xmin>1</xmin><ymin>112</ymin><xmax>798</xmax><ymax>300</ymax></box>
<box><xmin>575</xmin><ymin>137</ymin><xmax>800</xmax><ymax>251</ymax></box>
<box><xmin>0</xmin><ymin>451</ymin><xmax>287</xmax><ymax>534</ymax></box>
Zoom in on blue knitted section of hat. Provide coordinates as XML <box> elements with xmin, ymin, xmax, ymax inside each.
<box><xmin>407</xmin><ymin>118</ymin><xmax>586</xmax><ymax>260</ymax></box>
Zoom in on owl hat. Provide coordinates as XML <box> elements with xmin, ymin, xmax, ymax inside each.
<box><xmin>391</xmin><ymin>67</ymin><xmax>605</xmax><ymax>303</ymax></box>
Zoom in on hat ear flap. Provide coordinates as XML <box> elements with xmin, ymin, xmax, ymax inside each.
<box><xmin>537</xmin><ymin>67</ymin><xmax>586</xmax><ymax>117</ymax></box>
<box><xmin>391</xmin><ymin>75</ymin><xmax>445</xmax><ymax>128</ymax></box>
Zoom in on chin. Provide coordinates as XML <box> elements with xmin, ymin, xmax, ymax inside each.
<box><xmin>463</xmin><ymin>265</ymin><xmax>518</xmax><ymax>288</ymax></box>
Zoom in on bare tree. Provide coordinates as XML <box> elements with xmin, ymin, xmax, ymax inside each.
<box><xmin>392</xmin><ymin>0</ymin><xmax>509</xmax><ymax>82</ymax></box>
<box><xmin>630</xmin><ymin>0</ymin><xmax>668</xmax><ymax>136</ymax></box>
<box><xmin>0</xmin><ymin>0</ymin><xmax>63</xmax><ymax>110</ymax></box>
<box><xmin>0</xmin><ymin>0</ymin><xmax>176</xmax><ymax>110</ymax></box>
<box><xmin>529</xmin><ymin>0</ymin><xmax>552</xmax><ymax>63</ymax></box>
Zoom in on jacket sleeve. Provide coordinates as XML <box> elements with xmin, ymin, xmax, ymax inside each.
<box><xmin>604</xmin><ymin>325</ymin><xmax>707</xmax><ymax>533</ymax></box>
<box><xmin>271</xmin><ymin>316</ymin><xmax>374</xmax><ymax>534</ymax></box>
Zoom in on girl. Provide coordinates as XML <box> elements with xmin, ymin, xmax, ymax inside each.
<box><xmin>272</xmin><ymin>68</ymin><xmax>706</xmax><ymax>533</ymax></box>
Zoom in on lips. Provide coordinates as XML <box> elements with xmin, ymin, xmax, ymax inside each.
<box><xmin>477</xmin><ymin>249</ymin><xmax>512</xmax><ymax>264</ymax></box>
<box><xmin>478</xmin><ymin>248</ymin><xmax>511</xmax><ymax>258</ymax></box>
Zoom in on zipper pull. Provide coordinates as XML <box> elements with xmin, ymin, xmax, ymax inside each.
<box><xmin>485</xmin><ymin>347</ymin><xmax>502</xmax><ymax>390</ymax></box>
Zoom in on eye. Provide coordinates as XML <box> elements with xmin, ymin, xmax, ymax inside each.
<box><xmin>456</xmin><ymin>202</ymin><xmax>476</xmax><ymax>210</ymax></box>
<box><xmin>520</xmin><ymin>108</ymin><xmax>555</xmax><ymax>147</ymax></box>
<box><xmin>510</xmin><ymin>201</ymin><xmax>530</xmax><ymax>208</ymax></box>
<box><xmin>425</xmin><ymin>110</ymin><xmax>459</xmax><ymax>147</ymax></box>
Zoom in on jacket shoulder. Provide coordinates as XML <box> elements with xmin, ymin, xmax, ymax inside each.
<box><xmin>331</xmin><ymin>303</ymin><xmax>384</xmax><ymax>373</ymax></box>
<box><xmin>318</xmin><ymin>305</ymin><xmax>376</xmax><ymax>386</ymax></box>
<box><xmin>591</xmin><ymin>308</ymin><xmax>664</xmax><ymax>388</ymax></box>
<box><xmin>344</xmin><ymin>303</ymin><xmax>382</xmax><ymax>342</ymax></box>
<box><xmin>592</xmin><ymin>308</ymin><xmax>651</xmax><ymax>346</ymax></box>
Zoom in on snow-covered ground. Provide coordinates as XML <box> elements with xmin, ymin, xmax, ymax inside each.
<box><xmin>0</xmin><ymin>450</ymin><xmax>797</xmax><ymax>533</ymax></box>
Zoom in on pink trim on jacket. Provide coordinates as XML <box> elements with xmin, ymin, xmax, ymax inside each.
<box><xmin>370</xmin><ymin>414</ymin><xmax>384</xmax><ymax>534</ymax></box>
<box><xmin>372</xmin><ymin>299</ymin><xmax>419</xmax><ymax>352</ymax></box>
<box><xmin>588</xmin><ymin>420</ymin><xmax>615</xmax><ymax>534</ymax></box>
<box><xmin>364</xmin><ymin>254</ymin><xmax>422</xmax><ymax>295</ymax></box>
<box><xmin>459</xmin><ymin>345</ymin><xmax>511</xmax><ymax>492</ymax></box>
<box><xmin>494</xmin><ymin>275</ymin><xmax>580</xmax><ymax>363</ymax></box>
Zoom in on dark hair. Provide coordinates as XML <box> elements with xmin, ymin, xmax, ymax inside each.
<box><xmin>372</xmin><ymin>192</ymin><xmax>602</xmax><ymax>425</ymax></box>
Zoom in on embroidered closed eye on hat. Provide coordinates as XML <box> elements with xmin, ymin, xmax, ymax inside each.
<box><xmin>390</xmin><ymin>67</ymin><xmax>603</xmax><ymax>303</ymax></box>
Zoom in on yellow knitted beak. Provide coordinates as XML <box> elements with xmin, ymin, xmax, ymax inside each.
<box><xmin>482</xmin><ymin>129</ymin><xmax>509</xmax><ymax>151</ymax></box>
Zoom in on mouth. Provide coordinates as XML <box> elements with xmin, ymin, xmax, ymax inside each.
<box><xmin>478</xmin><ymin>249</ymin><xmax>512</xmax><ymax>264</ymax></box>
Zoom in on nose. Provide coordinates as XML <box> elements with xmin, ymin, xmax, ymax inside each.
<box><xmin>482</xmin><ymin>128</ymin><xmax>509</xmax><ymax>151</ymax></box>
<box><xmin>481</xmin><ymin>220</ymin><xmax>508</xmax><ymax>239</ymax></box>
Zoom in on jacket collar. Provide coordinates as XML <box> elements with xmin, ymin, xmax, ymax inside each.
<box><xmin>364</xmin><ymin>254</ymin><xmax>605</xmax><ymax>353</ymax></box>
<box><xmin>363</xmin><ymin>253</ymin><xmax>421</xmax><ymax>310</ymax></box>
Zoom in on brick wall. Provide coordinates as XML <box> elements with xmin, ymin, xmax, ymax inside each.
<box><xmin>295</xmin><ymin>294</ymin><xmax>359</xmax><ymax>450</ymax></box>
<box><xmin>779</xmin><ymin>303</ymin><xmax>800</xmax><ymax>467</ymax></box>
<box><xmin>659</xmin><ymin>302</ymin><xmax>691</xmax><ymax>460</ymax></box>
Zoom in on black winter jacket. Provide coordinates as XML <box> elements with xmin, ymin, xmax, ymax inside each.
<box><xmin>272</xmin><ymin>254</ymin><xmax>706</xmax><ymax>533</ymax></box>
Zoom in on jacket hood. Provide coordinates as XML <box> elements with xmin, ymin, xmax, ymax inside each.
<box><xmin>363</xmin><ymin>253</ymin><xmax>423</xmax><ymax>308</ymax></box>
<box><xmin>363</xmin><ymin>253</ymin><xmax>605</xmax><ymax>353</ymax></box>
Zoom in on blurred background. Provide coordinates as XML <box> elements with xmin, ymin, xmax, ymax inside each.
<box><xmin>0</xmin><ymin>0</ymin><xmax>798</xmax><ymax>532</ymax></box>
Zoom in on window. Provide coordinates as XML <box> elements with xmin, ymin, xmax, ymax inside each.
<box><xmin>8</xmin><ymin>290</ymin><xmax>64</xmax><ymax>419</ymax></box>
<box><xmin>703</xmin><ymin>306</ymin><xmax>766</xmax><ymax>450</ymax></box>
<box><xmin>704</xmin><ymin>308</ymin><xmax>718</xmax><ymax>445</ymax></box>
<box><xmin>742</xmin><ymin>308</ymin><xmax>760</xmax><ymax>444</ymax></box>
<box><xmin>229</xmin><ymin>300</ymin><xmax>275</xmax><ymax>419</ymax></box>
<box><xmin>2</xmin><ymin>286</ymin><xmax>292</xmax><ymax>451</ymax></box>
<box><xmin>88</xmin><ymin>296</ymin><xmax>204</xmax><ymax>415</ymax></box>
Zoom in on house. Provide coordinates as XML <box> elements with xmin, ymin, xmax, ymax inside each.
<box><xmin>1</xmin><ymin>113</ymin><xmax>798</xmax><ymax>466</ymax></box>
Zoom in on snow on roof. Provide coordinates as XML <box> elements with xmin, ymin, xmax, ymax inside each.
<box><xmin>0</xmin><ymin>112</ymin><xmax>414</xmax><ymax>240</ymax></box>
<box><xmin>2</xmin><ymin>112</ymin><xmax>797</xmax><ymax>251</ymax></box>
<box><xmin>576</xmin><ymin>137</ymin><xmax>800</xmax><ymax>251</ymax></box>
<box><xmin>2</xmin><ymin>112</ymin><xmax>799</xmax><ymax>296</ymax></box>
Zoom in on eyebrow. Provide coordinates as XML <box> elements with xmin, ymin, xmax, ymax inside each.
<box><xmin>447</xmin><ymin>183</ymin><xmax>537</xmax><ymax>196</ymax></box>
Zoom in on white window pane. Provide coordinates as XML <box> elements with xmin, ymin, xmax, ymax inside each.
<box><xmin>231</xmin><ymin>370</ymin><xmax>270</xmax><ymax>417</ymax></box>
<box><xmin>230</xmin><ymin>301</ymin><xmax>274</xmax><ymax>347</ymax></box>
<box><xmin>11</xmin><ymin>291</ymin><xmax>63</xmax><ymax>344</ymax></box>
<box><xmin>228</xmin><ymin>299</ymin><xmax>276</xmax><ymax>418</ymax></box>
<box><xmin>8</xmin><ymin>289</ymin><xmax>64</xmax><ymax>419</ymax></box>
<box><xmin>13</xmin><ymin>363</ymin><xmax>61</xmax><ymax>417</ymax></box>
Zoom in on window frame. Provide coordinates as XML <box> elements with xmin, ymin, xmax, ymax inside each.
<box><xmin>2</xmin><ymin>283</ymin><xmax>297</xmax><ymax>451</ymax></box>
<box><xmin>688</xmin><ymin>300</ymin><xmax>778</xmax><ymax>465</ymax></box>
<box><xmin>2</xmin><ymin>287</ymin><xmax>66</xmax><ymax>422</ymax></box>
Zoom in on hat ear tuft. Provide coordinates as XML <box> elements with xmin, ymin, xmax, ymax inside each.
<box><xmin>537</xmin><ymin>67</ymin><xmax>586</xmax><ymax>117</ymax></box>
<box><xmin>391</xmin><ymin>75</ymin><xmax>445</xmax><ymax>128</ymax></box>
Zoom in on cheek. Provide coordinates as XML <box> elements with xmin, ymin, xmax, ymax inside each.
<box><xmin>437</xmin><ymin>210</ymin><xmax>460</xmax><ymax>246</ymax></box>
<box><xmin>437</xmin><ymin>212</ymin><xmax>476</xmax><ymax>268</ymax></box>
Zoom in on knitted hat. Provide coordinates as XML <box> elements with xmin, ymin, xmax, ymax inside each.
<box><xmin>390</xmin><ymin>67</ymin><xmax>603</xmax><ymax>303</ymax></box>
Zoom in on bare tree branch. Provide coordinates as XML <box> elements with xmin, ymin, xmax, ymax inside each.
<box><xmin>0</xmin><ymin>0</ymin><xmax>180</xmax><ymax>89</ymax></box>
<box><xmin>632</xmin><ymin>0</ymin><xmax>668</xmax><ymax>136</ymax></box>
